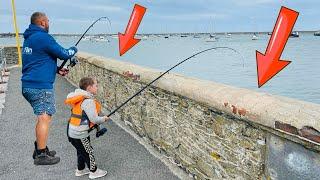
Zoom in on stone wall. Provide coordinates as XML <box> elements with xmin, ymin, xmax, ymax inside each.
<box><xmin>0</xmin><ymin>46</ymin><xmax>20</xmax><ymax>65</ymax></box>
<box><xmin>3</xmin><ymin>46</ymin><xmax>320</xmax><ymax>179</ymax></box>
<box><xmin>65</xmin><ymin>52</ymin><xmax>320</xmax><ymax>180</ymax></box>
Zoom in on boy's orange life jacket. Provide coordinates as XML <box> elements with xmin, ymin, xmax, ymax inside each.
<box><xmin>64</xmin><ymin>95</ymin><xmax>101</xmax><ymax>128</ymax></box>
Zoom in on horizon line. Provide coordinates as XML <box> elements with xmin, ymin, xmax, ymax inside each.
<box><xmin>0</xmin><ymin>30</ymin><xmax>319</xmax><ymax>36</ymax></box>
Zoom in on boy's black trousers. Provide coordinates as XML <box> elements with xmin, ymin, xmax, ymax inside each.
<box><xmin>68</xmin><ymin>136</ymin><xmax>97</xmax><ymax>172</ymax></box>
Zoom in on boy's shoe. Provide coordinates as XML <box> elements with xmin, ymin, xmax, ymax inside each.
<box><xmin>89</xmin><ymin>169</ymin><xmax>108</xmax><ymax>179</ymax></box>
<box><xmin>32</xmin><ymin>142</ymin><xmax>56</xmax><ymax>159</ymax></box>
<box><xmin>34</xmin><ymin>152</ymin><xmax>60</xmax><ymax>165</ymax></box>
<box><xmin>75</xmin><ymin>168</ymin><xmax>90</xmax><ymax>177</ymax></box>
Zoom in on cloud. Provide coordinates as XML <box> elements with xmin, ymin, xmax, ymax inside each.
<box><xmin>44</xmin><ymin>0</ymin><xmax>124</xmax><ymax>13</ymax></box>
<box><xmin>0</xmin><ymin>14</ymin><xmax>29</xmax><ymax>23</ymax></box>
<box><xmin>1</xmin><ymin>0</ymin><xmax>320</xmax><ymax>33</ymax></box>
<box><xmin>73</xmin><ymin>4</ymin><xmax>124</xmax><ymax>12</ymax></box>
<box><xmin>231</xmin><ymin>0</ymin><xmax>278</xmax><ymax>6</ymax></box>
<box><xmin>54</xmin><ymin>18</ymin><xmax>92</xmax><ymax>23</ymax></box>
<box><xmin>155</xmin><ymin>13</ymin><xmax>229</xmax><ymax>21</ymax></box>
<box><xmin>44</xmin><ymin>0</ymin><xmax>62</xmax><ymax>3</ymax></box>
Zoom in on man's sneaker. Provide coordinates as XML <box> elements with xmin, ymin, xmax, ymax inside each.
<box><xmin>34</xmin><ymin>152</ymin><xmax>60</xmax><ymax>165</ymax></box>
<box><xmin>89</xmin><ymin>169</ymin><xmax>108</xmax><ymax>179</ymax></box>
<box><xmin>32</xmin><ymin>142</ymin><xmax>56</xmax><ymax>159</ymax></box>
<box><xmin>32</xmin><ymin>149</ymin><xmax>56</xmax><ymax>159</ymax></box>
<box><xmin>75</xmin><ymin>169</ymin><xmax>90</xmax><ymax>177</ymax></box>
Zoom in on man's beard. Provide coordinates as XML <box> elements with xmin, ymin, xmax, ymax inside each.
<box><xmin>45</xmin><ymin>26</ymin><xmax>49</xmax><ymax>33</ymax></box>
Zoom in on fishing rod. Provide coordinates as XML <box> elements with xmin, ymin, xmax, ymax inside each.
<box><xmin>90</xmin><ymin>46</ymin><xmax>244</xmax><ymax>135</ymax></box>
<box><xmin>58</xmin><ymin>16</ymin><xmax>112</xmax><ymax>70</ymax></box>
<box><xmin>106</xmin><ymin>46</ymin><xmax>244</xmax><ymax>117</ymax></box>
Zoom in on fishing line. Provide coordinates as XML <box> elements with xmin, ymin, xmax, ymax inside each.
<box><xmin>106</xmin><ymin>46</ymin><xmax>245</xmax><ymax>117</ymax></box>
<box><xmin>90</xmin><ymin>46</ymin><xmax>245</xmax><ymax>134</ymax></box>
<box><xmin>59</xmin><ymin>16</ymin><xmax>112</xmax><ymax>70</ymax></box>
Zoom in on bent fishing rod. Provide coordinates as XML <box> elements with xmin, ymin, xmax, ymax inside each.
<box><xmin>107</xmin><ymin>46</ymin><xmax>244</xmax><ymax>117</ymax></box>
<box><xmin>59</xmin><ymin>16</ymin><xmax>111</xmax><ymax>70</ymax></box>
<box><xmin>89</xmin><ymin>46</ymin><xmax>244</xmax><ymax>132</ymax></box>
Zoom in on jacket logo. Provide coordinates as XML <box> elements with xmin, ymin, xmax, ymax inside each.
<box><xmin>68</xmin><ymin>49</ymin><xmax>75</xmax><ymax>56</ymax></box>
<box><xmin>23</xmin><ymin>47</ymin><xmax>33</xmax><ymax>55</ymax></box>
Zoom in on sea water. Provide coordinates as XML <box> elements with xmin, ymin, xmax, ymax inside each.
<box><xmin>1</xmin><ymin>32</ymin><xmax>319</xmax><ymax>104</ymax></box>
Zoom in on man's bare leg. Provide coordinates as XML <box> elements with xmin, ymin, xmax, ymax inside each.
<box><xmin>34</xmin><ymin>113</ymin><xmax>60</xmax><ymax>165</ymax></box>
<box><xmin>36</xmin><ymin>113</ymin><xmax>51</xmax><ymax>150</ymax></box>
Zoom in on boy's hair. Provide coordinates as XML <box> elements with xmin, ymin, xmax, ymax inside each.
<box><xmin>79</xmin><ymin>77</ymin><xmax>95</xmax><ymax>90</ymax></box>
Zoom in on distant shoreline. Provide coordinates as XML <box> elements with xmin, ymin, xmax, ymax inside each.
<box><xmin>0</xmin><ymin>31</ymin><xmax>319</xmax><ymax>37</ymax></box>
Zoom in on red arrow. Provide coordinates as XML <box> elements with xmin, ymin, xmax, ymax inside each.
<box><xmin>256</xmin><ymin>6</ymin><xmax>299</xmax><ymax>88</ymax></box>
<box><xmin>118</xmin><ymin>4</ymin><xmax>146</xmax><ymax>56</ymax></box>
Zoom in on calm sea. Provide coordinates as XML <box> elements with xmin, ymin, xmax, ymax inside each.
<box><xmin>1</xmin><ymin>32</ymin><xmax>319</xmax><ymax>104</ymax></box>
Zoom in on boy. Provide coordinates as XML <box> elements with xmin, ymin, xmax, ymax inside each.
<box><xmin>65</xmin><ymin>77</ymin><xmax>109</xmax><ymax>179</ymax></box>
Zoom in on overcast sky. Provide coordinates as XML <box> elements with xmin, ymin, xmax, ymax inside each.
<box><xmin>1</xmin><ymin>0</ymin><xmax>319</xmax><ymax>34</ymax></box>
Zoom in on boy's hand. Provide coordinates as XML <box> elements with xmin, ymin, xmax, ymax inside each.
<box><xmin>104</xmin><ymin>116</ymin><xmax>110</xmax><ymax>122</ymax></box>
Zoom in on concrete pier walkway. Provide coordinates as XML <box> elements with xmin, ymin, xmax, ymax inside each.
<box><xmin>0</xmin><ymin>68</ymin><xmax>180</xmax><ymax>180</ymax></box>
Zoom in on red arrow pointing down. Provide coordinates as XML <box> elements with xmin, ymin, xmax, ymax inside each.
<box><xmin>256</xmin><ymin>6</ymin><xmax>299</xmax><ymax>88</ymax></box>
<box><xmin>118</xmin><ymin>4</ymin><xmax>146</xmax><ymax>56</ymax></box>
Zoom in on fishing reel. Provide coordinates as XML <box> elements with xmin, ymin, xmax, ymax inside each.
<box><xmin>88</xmin><ymin>124</ymin><xmax>108</xmax><ymax>138</ymax></box>
<box><xmin>67</xmin><ymin>56</ymin><xmax>79</xmax><ymax>69</ymax></box>
<box><xmin>96</xmin><ymin>124</ymin><xmax>108</xmax><ymax>138</ymax></box>
<box><xmin>58</xmin><ymin>56</ymin><xmax>79</xmax><ymax>72</ymax></box>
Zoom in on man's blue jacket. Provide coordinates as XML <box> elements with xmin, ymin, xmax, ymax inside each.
<box><xmin>22</xmin><ymin>24</ymin><xmax>77</xmax><ymax>89</ymax></box>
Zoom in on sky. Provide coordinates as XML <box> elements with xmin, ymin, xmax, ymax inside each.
<box><xmin>1</xmin><ymin>0</ymin><xmax>320</xmax><ymax>34</ymax></box>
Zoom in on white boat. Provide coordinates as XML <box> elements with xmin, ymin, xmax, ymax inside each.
<box><xmin>205</xmin><ymin>38</ymin><xmax>217</xmax><ymax>42</ymax></box>
<box><xmin>206</xmin><ymin>17</ymin><xmax>218</xmax><ymax>42</ymax></box>
<box><xmin>83</xmin><ymin>36</ymin><xmax>90</xmax><ymax>41</ymax></box>
<box><xmin>226</xmin><ymin>33</ymin><xmax>232</xmax><ymax>38</ymax></box>
<box><xmin>206</xmin><ymin>34</ymin><xmax>217</xmax><ymax>42</ymax></box>
<box><xmin>252</xmin><ymin>33</ymin><xmax>258</xmax><ymax>40</ymax></box>
<box><xmin>84</xmin><ymin>36</ymin><xmax>95</xmax><ymax>42</ymax></box>
<box><xmin>95</xmin><ymin>36</ymin><xmax>109</xmax><ymax>42</ymax></box>
<box><xmin>206</xmin><ymin>37</ymin><xmax>217</xmax><ymax>42</ymax></box>
<box><xmin>193</xmin><ymin>34</ymin><xmax>201</xmax><ymax>38</ymax></box>
<box><xmin>111</xmin><ymin>35</ymin><xmax>118</xmax><ymax>39</ymax></box>
<box><xmin>94</xmin><ymin>36</ymin><xmax>110</xmax><ymax>42</ymax></box>
<box><xmin>290</xmin><ymin>31</ymin><xmax>299</xmax><ymax>38</ymax></box>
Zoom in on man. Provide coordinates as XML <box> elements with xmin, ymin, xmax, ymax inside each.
<box><xmin>22</xmin><ymin>12</ymin><xmax>77</xmax><ymax>165</ymax></box>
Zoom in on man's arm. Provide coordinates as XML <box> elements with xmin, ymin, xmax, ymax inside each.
<box><xmin>45</xmin><ymin>35</ymin><xmax>77</xmax><ymax>60</ymax></box>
